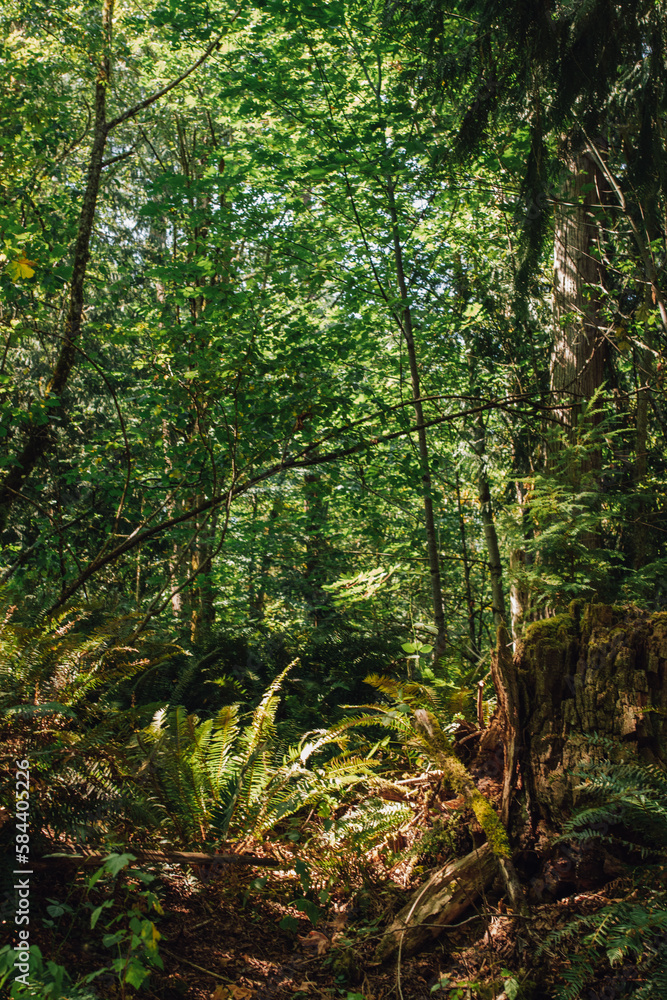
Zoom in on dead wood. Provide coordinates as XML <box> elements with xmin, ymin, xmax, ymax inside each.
<box><xmin>375</xmin><ymin>843</ymin><xmax>497</xmax><ymax>962</ymax></box>
<box><xmin>37</xmin><ymin>850</ymin><xmax>288</xmax><ymax>869</ymax></box>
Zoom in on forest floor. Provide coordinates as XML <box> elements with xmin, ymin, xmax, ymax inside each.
<box><xmin>23</xmin><ymin>751</ymin><xmax>639</xmax><ymax>1000</ymax></box>
<box><xmin>28</xmin><ymin>836</ymin><xmax>541</xmax><ymax>1000</ymax></box>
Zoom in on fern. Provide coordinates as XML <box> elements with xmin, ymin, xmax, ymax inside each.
<box><xmin>130</xmin><ymin>660</ymin><xmax>383</xmax><ymax>845</ymax></box>
<box><xmin>325</xmin><ymin>798</ymin><xmax>413</xmax><ymax>854</ymax></box>
<box><xmin>345</xmin><ymin>675</ymin><xmax>511</xmax><ymax>858</ymax></box>
<box><xmin>0</xmin><ymin>604</ymin><xmax>179</xmax><ymax>850</ymax></box>
<box><xmin>539</xmin><ymin>743</ymin><xmax>667</xmax><ymax>998</ymax></box>
<box><xmin>0</xmin><ymin>603</ymin><xmax>178</xmax><ymax>717</ymax></box>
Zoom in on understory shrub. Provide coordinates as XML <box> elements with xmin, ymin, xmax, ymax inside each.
<box><xmin>539</xmin><ymin>743</ymin><xmax>667</xmax><ymax>998</ymax></box>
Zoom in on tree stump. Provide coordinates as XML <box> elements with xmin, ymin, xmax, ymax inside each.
<box><xmin>497</xmin><ymin>603</ymin><xmax>667</xmax><ymax>827</ymax></box>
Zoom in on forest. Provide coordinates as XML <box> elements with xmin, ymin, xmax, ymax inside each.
<box><xmin>2</xmin><ymin>0</ymin><xmax>667</xmax><ymax>997</ymax></box>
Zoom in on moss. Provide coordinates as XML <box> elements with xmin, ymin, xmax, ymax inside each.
<box><xmin>469</xmin><ymin>790</ymin><xmax>511</xmax><ymax>859</ymax></box>
<box><xmin>522</xmin><ymin>612</ymin><xmax>576</xmax><ymax>651</ymax></box>
<box><xmin>582</xmin><ymin>602</ymin><xmax>621</xmax><ymax>631</ymax></box>
<box><xmin>413</xmin><ymin>708</ymin><xmax>511</xmax><ymax>860</ymax></box>
<box><xmin>568</xmin><ymin>598</ymin><xmax>586</xmax><ymax>622</ymax></box>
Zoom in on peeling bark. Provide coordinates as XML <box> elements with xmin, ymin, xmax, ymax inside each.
<box><xmin>490</xmin><ymin>625</ymin><xmax>522</xmax><ymax>826</ymax></box>
<box><xmin>375</xmin><ymin>844</ymin><xmax>496</xmax><ymax>962</ymax></box>
<box><xmin>510</xmin><ymin>603</ymin><xmax>667</xmax><ymax>827</ymax></box>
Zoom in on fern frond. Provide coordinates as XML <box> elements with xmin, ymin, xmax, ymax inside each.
<box><xmin>328</xmin><ymin>798</ymin><xmax>413</xmax><ymax>852</ymax></box>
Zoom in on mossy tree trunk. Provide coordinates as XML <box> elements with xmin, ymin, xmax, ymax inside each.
<box><xmin>491</xmin><ymin>603</ymin><xmax>667</xmax><ymax>829</ymax></box>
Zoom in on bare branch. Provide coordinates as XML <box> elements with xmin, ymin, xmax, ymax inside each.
<box><xmin>106</xmin><ymin>18</ymin><xmax>240</xmax><ymax>132</ymax></box>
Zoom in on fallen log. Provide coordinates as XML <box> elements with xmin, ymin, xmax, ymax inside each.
<box><xmin>36</xmin><ymin>850</ymin><xmax>288</xmax><ymax>869</ymax></box>
<box><xmin>375</xmin><ymin>843</ymin><xmax>497</xmax><ymax>962</ymax></box>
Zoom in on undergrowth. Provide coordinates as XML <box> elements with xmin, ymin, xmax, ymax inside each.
<box><xmin>539</xmin><ymin>741</ymin><xmax>667</xmax><ymax>999</ymax></box>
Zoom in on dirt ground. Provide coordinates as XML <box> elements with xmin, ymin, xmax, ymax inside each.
<box><xmin>13</xmin><ymin>796</ymin><xmax>639</xmax><ymax>1000</ymax></box>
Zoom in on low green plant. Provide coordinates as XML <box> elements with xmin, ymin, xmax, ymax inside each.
<box><xmin>339</xmin><ymin>674</ymin><xmax>511</xmax><ymax>858</ymax></box>
<box><xmin>0</xmin><ymin>603</ymin><xmax>178</xmax><ymax>854</ymax></box>
<box><xmin>84</xmin><ymin>852</ymin><xmax>164</xmax><ymax>996</ymax></box>
<box><xmin>430</xmin><ymin>975</ymin><xmax>481</xmax><ymax>997</ymax></box>
<box><xmin>413</xmin><ymin>816</ymin><xmax>459</xmax><ymax>866</ymax></box>
<box><xmin>539</xmin><ymin>744</ymin><xmax>667</xmax><ymax>999</ymax></box>
<box><xmin>131</xmin><ymin>661</ymin><xmax>380</xmax><ymax>845</ymax></box>
<box><xmin>501</xmin><ymin>399</ymin><xmax>647</xmax><ymax>620</ymax></box>
<box><xmin>0</xmin><ymin>854</ymin><xmax>163</xmax><ymax>1000</ymax></box>
<box><xmin>0</xmin><ymin>944</ymin><xmax>97</xmax><ymax>1000</ymax></box>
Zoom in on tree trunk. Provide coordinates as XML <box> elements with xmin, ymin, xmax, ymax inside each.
<box><xmin>0</xmin><ymin>6</ymin><xmax>222</xmax><ymax>539</ymax></box>
<box><xmin>248</xmin><ymin>494</ymin><xmax>281</xmax><ymax>620</ymax></box>
<box><xmin>471</xmin><ymin>413</ymin><xmax>506</xmax><ymax>628</ymax></box>
<box><xmin>303</xmin><ymin>470</ymin><xmax>329</xmax><ymax>626</ymax></box>
<box><xmin>551</xmin><ymin>149</ymin><xmax>610</xmax><ymax>459</ymax></box>
<box><xmin>386</xmin><ymin>178</ymin><xmax>447</xmax><ymax>662</ymax></box>
<box><xmin>455</xmin><ymin>470</ymin><xmax>480</xmax><ymax>661</ymax></box>
<box><xmin>190</xmin><ymin>510</ymin><xmax>217</xmax><ymax>643</ymax></box>
<box><xmin>495</xmin><ymin>603</ymin><xmax>667</xmax><ymax>829</ymax></box>
<box><xmin>0</xmin><ymin>1</ymin><xmax>113</xmax><ymax>533</ymax></box>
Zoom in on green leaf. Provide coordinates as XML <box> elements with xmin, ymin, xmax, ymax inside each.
<box><xmin>503</xmin><ymin>976</ymin><xmax>520</xmax><ymax>1000</ymax></box>
<box><xmin>6</xmin><ymin>254</ymin><xmax>37</xmax><ymax>282</ymax></box>
<box><xmin>102</xmin><ymin>931</ymin><xmax>125</xmax><ymax>947</ymax></box>
<box><xmin>103</xmin><ymin>852</ymin><xmax>136</xmax><ymax>876</ymax></box>
<box><xmin>123</xmin><ymin>959</ymin><xmax>149</xmax><ymax>988</ymax></box>
<box><xmin>90</xmin><ymin>900</ymin><xmax>113</xmax><ymax>928</ymax></box>
<box><xmin>293</xmin><ymin>898</ymin><xmax>321</xmax><ymax>926</ymax></box>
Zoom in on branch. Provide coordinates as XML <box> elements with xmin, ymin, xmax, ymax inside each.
<box><xmin>106</xmin><ymin>20</ymin><xmax>238</xmax><ymax>132</ymax></box>
<box><xmin>583</xmin><ymin>138</ymin><xmax>667</xmax><ymax>334</ymax></box>
<box><xmin>40</xmin><ymin>850</ymin><xmax>287</xmax><ymax>869</ymax></box>
<box><xmin>102</xmin><ymin>147</ymin><xmax>136</xmax><ymax>168</ymax></box>
<box><xmin>45</xmin><ymin>393</ymin><xmax>566</xmax><ymax>613</ymax></box>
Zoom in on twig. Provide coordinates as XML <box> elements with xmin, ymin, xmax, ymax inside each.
<box><xmin>162</xmin><ymin>947</ymin><xmax>235</xmax><ymax>982</ymax></box>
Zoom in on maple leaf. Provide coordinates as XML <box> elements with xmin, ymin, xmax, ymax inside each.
<box><xmin>6</xmin><ymin>253</ymin><xmax>38</xmax><ymax>282</ymax></box>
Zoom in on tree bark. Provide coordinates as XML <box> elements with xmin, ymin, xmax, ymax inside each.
<box><xmin>190</xmin><ymin>505</ymin><xmax>218</xmax><ymax>643</ymax></box>
<box><xmin>551</xmin><ymin>149</ymin><xmax>610</xmax><ymax>456</ymax></box>
<box><xmin>505</xmin><ymin>602</ymin><xmax>667</xmax><ymax>828</ymax></box>
<box><xmin>490</xmin><ymin>625</ymin><xmax>522</xmax><ymax>827</ymax></box>
<box><xmin>455</xmin><ymin>470</ymin><xmax>480</xmax><ymax>661</ymax></box>
<box><xmin>375</xmin><ymin>843</ymin><xmax>496</xmax><ymax>962</ymax></box>
<box><xmin>471</xmin><ymin>413</ymin><xmax>506</xmax><ymax>628</ymax></box>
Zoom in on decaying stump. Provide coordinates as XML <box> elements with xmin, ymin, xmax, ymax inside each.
<box><xmin>492</xmin><ymin>603</ymin><xmax>667</xmax><ymax>827</ymax></box>
<box><xmin>375</xmin><ymin>843</ymin><xmax>497</xmax><ymax>962</ymax></box>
